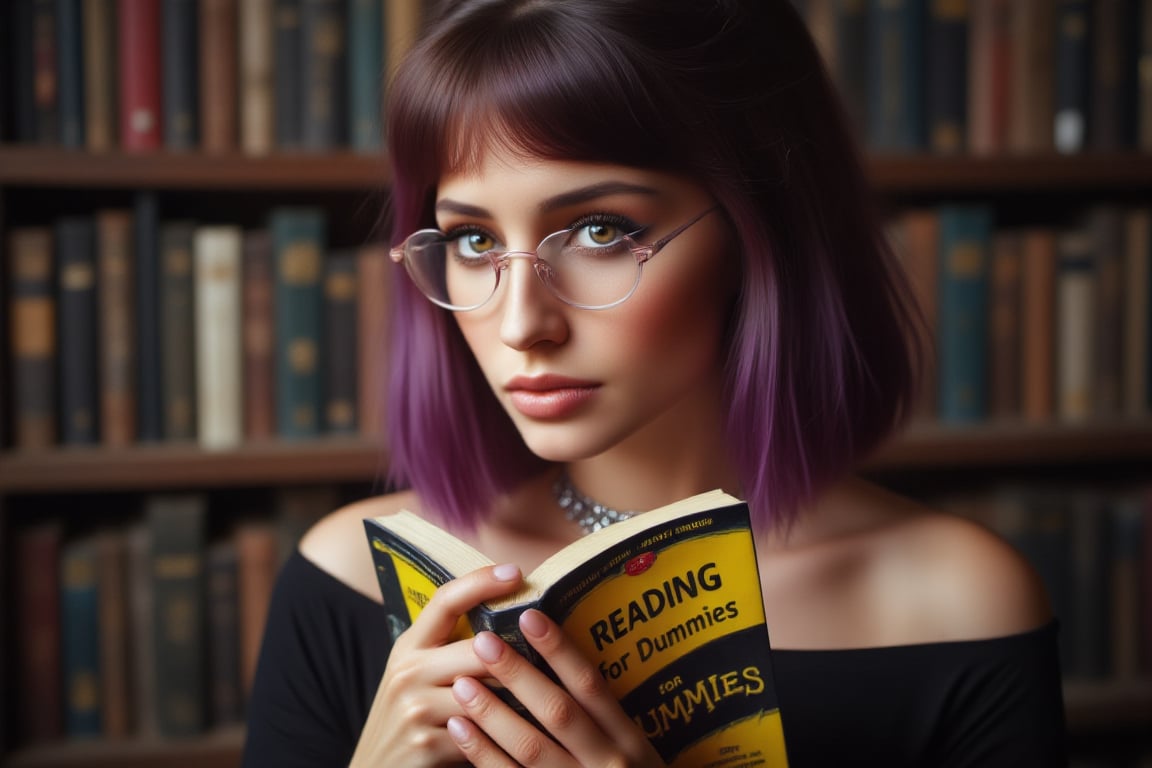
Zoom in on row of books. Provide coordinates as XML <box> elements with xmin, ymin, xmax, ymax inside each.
<box><xmin>13</xmin><ymin>485</ymin><xmax>340</xmax><ymax>747</ymax></box>
<box><xmin>796</xmin><ymin>0</ymin><xmax>1152</xmax><ymax>155</ymax></box>
<box><xmin>4</xmin><ymin>0</ymin><xmax>423</xmax><ymax>154</ymax></box>
<box><xmin>890</xmin><ymin>203</ymin><xmax>1152</xmax><ymax>425</ymax></box>
<box><xmin>6</xmin><ymin>201</ymin><xmax>391</xmax><ymax>451</ymax></box>
<box><xmin>941</xmin><ymin>484</ymin><xmax>1152</xmax><ymax>682</ymax></box>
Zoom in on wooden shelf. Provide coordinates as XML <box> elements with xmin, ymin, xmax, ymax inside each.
<box><xmin>0</xmin><ymin>422</ymin><xmax>1149</xmax><ymax>493</ymax></box>
<box><xmin>0</xmin><ymin>146</ymin><xmax>391</xmax><ymax>190</ymax></box>
<box><xmin>3</xmin><ymin>146</ymin><xmax>1152</xmax><ymax>193</ymax></box>
<box><xmin>3</xmin><ymin>682</ymin><xmax>1147</xmax><ymax>767</ymax></box>
<box><xmin>868</xmin><ymin>419</ymin><xmax>1152</xmax><ymax>470</ymax></box>
<box><xmin>0</xmin><ymin>438</ymin><xmax>389</xmax><ymax>493</ymax></box>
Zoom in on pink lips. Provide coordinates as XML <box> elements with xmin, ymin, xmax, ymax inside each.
<box><xmin>505</xmin><ymin>375</ymin><xmax>600</xmax><ymax>419</ymax></box>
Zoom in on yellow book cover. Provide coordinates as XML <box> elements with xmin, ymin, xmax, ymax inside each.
<box><xmin>364</xmin><ymin>489</ymin><xmax>789</xmax><ymax>767</ymax></box>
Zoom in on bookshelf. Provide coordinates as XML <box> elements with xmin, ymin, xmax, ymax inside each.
<box><xmin>2</xmin><ymin>0</ymin><xmax>1151</xmax><ymax>766</ymax></box>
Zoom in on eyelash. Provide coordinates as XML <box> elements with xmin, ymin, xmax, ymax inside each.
<box><xmin>442</xmin><ymin>211</ymin><xmax>643</xmax><ymax>245</ymax></box>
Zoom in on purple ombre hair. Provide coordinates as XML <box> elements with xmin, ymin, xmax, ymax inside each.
<box><xmin>383</xmin><ymin>0</ymin><xmax>923</xmax><ymax>531</ymax></box>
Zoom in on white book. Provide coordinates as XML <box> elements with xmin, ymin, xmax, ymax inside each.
<box><xmin>194</xmin><ymin>225</ymin><xmax>244</xmax><ymax>449</ymax></box>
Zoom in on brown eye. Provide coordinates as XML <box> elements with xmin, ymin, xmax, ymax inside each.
<box><xmin>452</xmin><ymin>230</ymin><xmax>497</xmax><ymax>257</ymax></box>
<box><xmin>575</xmin><ymin>222</ymin><xmax>624</xmax><ymax>248</ymax></box>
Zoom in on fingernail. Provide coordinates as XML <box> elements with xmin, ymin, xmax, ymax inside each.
<box><xmin>452</xmin><ymin>676</ymin><xmax>482</xmax><ymax>703</ymax></box>
<box><xmin>473</xmin><ymin>631</ymin><xmax>504</xmax><ymax>663</ymax></box>
<box><xmin>492</xmin><ymin>563</ymin><xmax>521</xmax><ymax>581</ymax></box>
<box><xmin>520</xmin><ymin>609</ymin><xmax>548</xmax><ymax>638</ymax></box>
<box><xmin>446</xmin><ymin>716</ymin><xmax>471</xmax><ymax>742</ymax></box>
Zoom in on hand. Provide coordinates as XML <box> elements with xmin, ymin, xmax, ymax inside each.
<box><xmin>349</xmin><ymin>563</ymin><xmax>525</xmax><ymax>768</ymax></box>
<box><xmin>446</xmin><ymin>609</ymin><xmax>666</xmax><ymax>767</ymax></box>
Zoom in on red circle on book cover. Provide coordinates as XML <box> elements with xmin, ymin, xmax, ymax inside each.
<box><xmin>625</xmin><ymin>552</ymin><xmax>656</xmax><ymax>575</ymax></box>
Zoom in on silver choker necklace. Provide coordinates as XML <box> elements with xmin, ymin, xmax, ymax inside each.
<box><xmin>553</xmin><ymin>472</ymin><xmax>636</xmax><ymax>535</ymax></box>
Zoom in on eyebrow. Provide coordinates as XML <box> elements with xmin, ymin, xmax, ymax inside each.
<box><xmin>435</xmin><ymin>181</ymin><xmax>662</xmax><ymax>219</ymax></box>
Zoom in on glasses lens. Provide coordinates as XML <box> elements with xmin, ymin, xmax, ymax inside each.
<box><xmin>538</xmin><ymin>229</ymin><xmax>641</xmax><ymax>309</ymax></box>
<box><xmin>404</xmin><ymin>231</ymin><xmax>497</xmax><ymax>310</ymax></box>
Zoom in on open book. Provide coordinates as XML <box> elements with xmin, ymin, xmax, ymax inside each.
<box><xmin>364</xmin><ymin>489</ymin><xmax>789</xmax><ymax>767</ymax></box>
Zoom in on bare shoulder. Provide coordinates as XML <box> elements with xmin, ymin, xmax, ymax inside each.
<box><xmin>298</xmin><ymin>490</ymin><xmax>421</xmax><ymax>602</ymax></box>
<box><xmin>868</xmin><ymin>491</ymin><xmax>1053</xmax><ymax>642</ymax></box>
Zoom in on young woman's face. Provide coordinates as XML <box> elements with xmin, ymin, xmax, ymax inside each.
<box><xmin>436</xmin><ymin>144</ymin><xmax>736</xmax><ymax>463</ymax></box>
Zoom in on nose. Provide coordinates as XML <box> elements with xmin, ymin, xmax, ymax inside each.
<box><xmin>497</xmin><ymin>254</ymin><xmax>569</xmax><ymax>350</ymax></box>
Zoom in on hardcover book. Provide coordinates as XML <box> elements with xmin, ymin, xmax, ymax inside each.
<box><xmin>365</xmin><ymin>490</ymin><xmax>789</xmax><ymax>767</ymax></box>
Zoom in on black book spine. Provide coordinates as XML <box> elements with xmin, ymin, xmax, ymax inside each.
<box><xmin>55</xmin><ymin>0</ymin><xmax>84</xmax><ymax>147</ymax></box>
<box><xmin>134</xmin><ymin>191</ymin><xmax>164</xmax><ymax>441</ymax></box>
<box><xmin>273</xmin><ymin>0</ymin><xmax>303</xmax><ymax>149</ymax></box>
<box><xmin>12</xmin><ymin>0</ymin><xmax>39</xmax><ymax>142</ymax></box>
<box><xmin>925</xmin><ymin>0</ymin><xmax>968</xmax><ymax>154</ymax></box>
<box><xmin>55</xmin><ymin>216</ymin><xmax>100</xmax><ymax>444</ymax></box>
<box><xmin>301</xmin><ymin>0</ymin><xmax>347</xmax><ymax>150</ymax></box>
<box><xmin>32</xmin><ymin>0</ymin><xmax>58</xmax><ymax>143</ymax></box>
<box><xmin>1054</xmin><ymin>0</ymin><xmax>1093</xmax><ymax>153</ymax></box>
<box><xmin>323</xmin><ymin>250</ymin><xmax>358</xmax><ymax>434</ymax></box>
<box><xmin>161</xmin><ymin>0</ymin><xmax>200</xmax><ymax>150</ymax></box>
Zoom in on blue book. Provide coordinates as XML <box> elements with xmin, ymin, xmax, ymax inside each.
<box><xmin>271</xmin><ymin>207</ymin><xmax>328</xmax><ymax>439</ymax></box>
<box><xmin>55</xmin><ymin>216</ymin><xmax>99</xmax><ymax>445</ymax></box>
<box><xmin>348</xmin><ymin>0</ymin><xmax>384</xmax><ymax>152</ymax></box>
<box><xmin>867</xmin><ymin>0</ymin><xmax>927</xmax><ymax>151</ymax></box>
<box><xmin>61</xmin><ymin>535</ymin><xmax>102</xmax><ymax>738</ymax></box>
<box><xmin>936</xmin><ymin>205</ymin><xmax>992</xmax><ymax>424</ymax></box>
<box><xmin>55</xmin><ymin>0</ymin><xmax>85</xmax><ymax>147</ymax></box>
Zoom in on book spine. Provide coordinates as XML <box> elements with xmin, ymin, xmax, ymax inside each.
<box><xmin>1008</xmin><ymin>0</ymin><xmax>1055</xmax><ymax>153</ymax></box>
<box><xmin>967</xmin><ymin>0</ymin><xmax>1012</xmax><ymax>156</ymax></box>
<box><xmin>235</xmin><ymin>522</ymin><xmax>279</xmax><ymax>696</ymax></box>
<box><xmin>301</xmin><ymin>0</ymin><xmax>347</xmax><ymax>150</ymax></box>
<box><xmin>1053</xmin><ymin>0</ymin><xmax>1092</xmax><ymax>153</ymax></box>
<box><xmin>356</xmin><ymin>243</ymin><xmax>390</xmax><ymax>436</ymax></box>
<box><xmin>134</xmin><ymin>191</ymin><xmax>163</xmax><ymax>441</ymax></box>
<box><xmin>117</xmin><ymin>0</ymin><xmax>162</xmax><ymax>151</ymax></box>
<box><xmin>1089</xmin><ymin>206</ymin><xmax>1124</xmax><ymax>418</ymax></box>
<box><xmin>925</xmin><ymin>0</ymin><xmax>968</xmax><ymax>154</ymax></box>
<box><xmin>240</xmin><ymin>0</ymin><xmax>275</xmax><ymax>155</ymax></box>
<box><xmin>1108</xmin><ymin>496</ymin><xmax>1145</xmax><ymax>679</ymax></box>
<box><xmin>1020</xmin><ymin>228</ymin><xmax>1057</xmax><ymax>423</ymax></box>
<box><xmin>1056</xmin><ymin>226</ymin><xmax>1096</xmax><ymax>422</ymax></box>
<box><xmin>96</xmin><ymin>209</ymin><xmax>136</xmax><ymax>447</ymax></box>
<box><xmin>97</xmin><ymin>529</ymin><xmax>132</xmax><ymax>738</ymax></box>
<box><xmin>160</xmin><ymin>221</ymin><xmax>198</xmax><ymax>441</ymax></box>
<box><xmin>148</xmin><ymin>493</ymin><xmax>209</xmax><ymax>737</ymax></box>
<box><xmin>273</xmin><ymin>0</ymin><xmax>304</xmax><ymax>149</ymax></box>
<box><xmin>127</xmin><ymin>522</ymin><xmax>159</xmax><ymax>737</ymax></box>
<box><xmin>988</xmin><ymin>230</ymin><xmax>1021</xmax><ymax>420</ymax></box>
<box><xmin>937</xmin><ymin>205</ymin><xmax>992</xmax><ymax>424</ymax></box>
<box><xmin>1065</xmin><ymin>492</ymin><xmax>1111</xmax><ymax>679</ymax></box>
<box><xmin>161</xmin><ymin>0</ymin><xmax>200</xmax><ymax>150</ymax></box>
<box><xmin>194</xmin><ymin>226</ymin><xmax>245</xmax><ymax>450</ymax></box>
<box><xmin>207</xmin><ymin>538</ymin><xmax>243</xmax><ymax>726</ymax></box>
<box><xmin>243</xmin><ymin>230</ymin><xmax>276</xmax><ymax>441</ymax></box>
<box><xmin>13</xmin><ymin>0</ymin><xmax>39</xmax><ymax>143</ymax></box>
<box><xmin>348</xmin><ymin>0</ymin><xmax>383</xmax><ymax>152</ymax></box>
<box><xmin>1088</xmin><ymin>0</ymin><xmax>1134</xmax><ymax>151</ymax></box>
<box><xmin>271</xmin><ymin>207</ymin><xmax>327</xmax><ymax>439</ymax></box>
<box><xmin>8</xmin><ymin>227</ymin><xmax>58</xmax><ymax>450</ymax></box>
<box><xmin>1140</xmin><ymin>0</ymin><xmax>1152</xmax><ymax>151</ymax></box>
<box><xmin>833</xmin><ymin>0</ymin><xmax>870</xmax><ymax>137</ymax></box>
<box><xmin>56</xmin><ymin>0</ymin><xmax>86</xmax><ymax>147</ymax></box>
<box><xmin>867</xmin><ymin>0</ymin><xmax>926</xmax><ymax>151</ymax></box>
<box><xmin>385</xmin><ymin>0</ymin><xmax>423</xmax><ymax>82</ymax></box>
<box><xmin>893</xmin><ymin>209</ymin><xmax>939</xmax><ymax>422</ymax></box>
<box><xmin>324</xmin><ymin>249</ymin><xmax>358</xmax><ymax>434</ymax></box>
<box><xmin>61</xmin><ymin>535</ymin><xmax>102</xmax><ymax>737</ymax></box>
<box><xmin>82</xmin><ymin>0</ymin><xmax>117</xmax><ymax>152</ymax></box>
<box><xmin>56</xmin><ymin>215</ymin><xmax>100</xmax><ymax>445</ymax></box>
<box><xmin>200</xmin><ymin>0</ymin><xmax>238</xmax><ymax>153</ymax></box>
<box><xmin>33</xmin><ymin>0</ymin><xmax>59</xmax><ymax>143</ymax></box>
<box><xmin>1123</xmin><ymin>209</ymin><xmax>1151</xmax><ymax>415</ymax></box>
<box><xmin>15</xmin><ymin>523</ymin><xmax>64</xmax><ymax>744</ymax></box>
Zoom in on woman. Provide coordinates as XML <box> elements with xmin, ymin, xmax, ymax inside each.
<box><xmin>244</xmin><ymin>0</ymin><xmax>1067</xmax><ymax>765</ymax></box>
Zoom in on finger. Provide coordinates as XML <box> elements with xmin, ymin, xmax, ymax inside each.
<box><xmin>519</xmin><ymin>610</ymin><xmax>659</xmax><ymax>758</ymax></box>
<box><xmin>446</xmin><ymin>715</ymin><xmax>517</xmax><ymax>767</ymax></box>
<box><xmin>450</xmin><ymin>674</ymin><xmax>578</xmax><ymax>767</ymax></box>
<box><xmin>403</xmin><ymin>563</ymin><xmax>523</xmax><ymax>646</ymax></box>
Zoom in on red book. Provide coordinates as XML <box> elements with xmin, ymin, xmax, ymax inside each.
<box><xmin>118</xmin><ymin>0</ymin><xmax>162</xmax><ymax>151</ymax></box>
<box><xmin>16</xmin><ymin>523</ymin><xmax>64</xmax><ymax>745</ymax></box>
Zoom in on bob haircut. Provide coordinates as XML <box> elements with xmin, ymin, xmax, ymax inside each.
<box><xmin>384</xmin><ymin>0</ymin><xmax>922</xmax><ymax>531</ymax></box>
